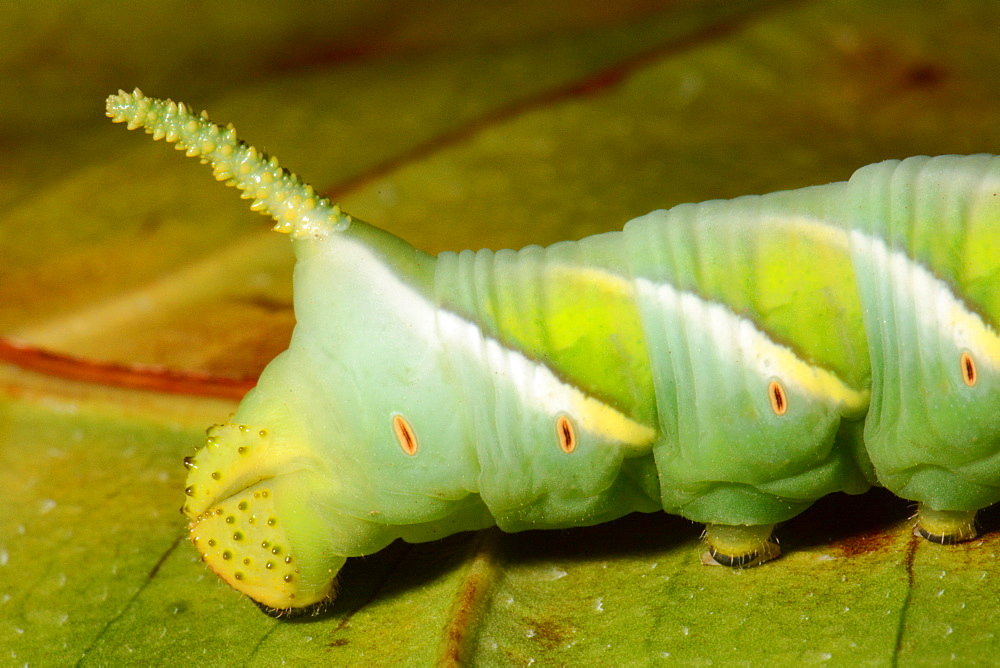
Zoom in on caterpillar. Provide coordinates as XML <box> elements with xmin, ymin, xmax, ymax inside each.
<box><xmin>106</xmin><ymin>89</ymin><xmax>1000</xmax><ymax>616</ymax></box>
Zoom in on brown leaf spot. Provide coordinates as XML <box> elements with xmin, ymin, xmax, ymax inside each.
<box><xmin>524</xmin><ymin>617</ymin><xmax>570</xmax><ymax>651</ymax></box>
<box><xmin>834</xmin><ymin>527</ymin><xmax>896</xmax><ymax>558</ymax></box>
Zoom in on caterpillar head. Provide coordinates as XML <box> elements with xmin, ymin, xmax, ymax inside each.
<box><xmin>182</xmin><ymin>423</ymin><xmax>346</xmax><ymax>615</ymax></box>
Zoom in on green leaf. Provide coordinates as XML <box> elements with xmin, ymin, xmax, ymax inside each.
<box><xmin>3</xmin><ymin>1</ymin><xmax>1000</xmax><ymax>664</ymax></box>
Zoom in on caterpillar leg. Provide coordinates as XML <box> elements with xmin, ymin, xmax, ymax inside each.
<box><xmin>701</xmin><ymin>523</ymin><xmax>779</xmax><ymax>567</ymax></box>
<box><xmin>914</xmin><ymin>504</ymin><xmax>978</xmax><ymax>544</ymax></box>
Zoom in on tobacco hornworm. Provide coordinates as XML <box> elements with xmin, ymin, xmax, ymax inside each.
<box><xmin>106</xmin><ymin>89</ymin><xmax>1000</xmax><ymax>615</ymax></box>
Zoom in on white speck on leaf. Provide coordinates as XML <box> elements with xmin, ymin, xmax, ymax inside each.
<box><xmin>40</xmin><ymin>398</ymin><xmax>79</xmax><ymax>415</ymax></box>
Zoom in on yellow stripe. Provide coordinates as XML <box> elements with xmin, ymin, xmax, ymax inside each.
<box><xmin>553</xmin><ymin>261</ymin><xmax>869</xmax><ymax>415</ymax></box>
<box><xmin>359</xmin><ymin>242</ymin><xmax>659</xmax><ymax>454</ymax></box>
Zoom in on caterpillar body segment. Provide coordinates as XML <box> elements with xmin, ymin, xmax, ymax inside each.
<box><xmin>106</xmin><ymin>89</ymin><xmax>1000</xmax><ymax>613</ymax></box>
<box><xmin>847</xmin><ymin>156</ymin><xmax>1000</xmax><ymax>513</ymax></box>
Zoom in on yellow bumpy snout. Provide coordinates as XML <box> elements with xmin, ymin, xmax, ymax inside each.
<box><xmin>182</xmin><ymin>423</ymin><xmax>338</xmax><ymax>612</ymax></box>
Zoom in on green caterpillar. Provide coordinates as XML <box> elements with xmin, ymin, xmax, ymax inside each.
<box><xmin>106</xmin><ymin>89</ymin><xmax>1000</xmax><ymax>615</ymax></box>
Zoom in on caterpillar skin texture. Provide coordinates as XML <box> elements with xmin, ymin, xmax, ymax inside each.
<box><xmin>107</xmin><ymin>89</ymin><xmax>1000</xmax><ymax>614</ymax></box>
